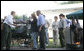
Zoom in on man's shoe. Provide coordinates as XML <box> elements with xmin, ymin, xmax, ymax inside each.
<box><xmin>38</xmin><ymin>48</ymin><xmax>45</xmax><ymax>50</ymax></box>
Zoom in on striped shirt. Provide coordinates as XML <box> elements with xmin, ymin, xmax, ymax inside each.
<box><xmin>58</xmin><ymin>18</ymin><xmax>66</xmax><ymax>28</ymax></box>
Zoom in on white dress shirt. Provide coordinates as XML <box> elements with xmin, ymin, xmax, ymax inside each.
<box><xmin>3</xmin><ymin>15</ymin><xmax>15</xmax><ymax>28</ymax></box>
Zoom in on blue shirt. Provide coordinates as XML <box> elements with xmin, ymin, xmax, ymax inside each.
<box><xmin>37</xmin><ymin>14</ymin><xmax>45</xmax><ymax>26</ymax></box>
<box><xmin>65</xmin><ymin>19</ymin><xmax>71</xmax><ymax>28</ymax></box>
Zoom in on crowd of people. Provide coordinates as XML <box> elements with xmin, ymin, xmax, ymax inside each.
<box><xmin>1</xmin><ymin>10</ymin><xmax>82</xmax><ymax>50</ymax></box>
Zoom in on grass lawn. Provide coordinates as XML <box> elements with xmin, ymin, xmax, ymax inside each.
<box><xmin>37</xmin><ymin>38</ymin><xmax>61</xmax><ymax>48</ymax></box>
<box><xmin>46</xmin><ymin>38</ymin><xmax>61</xmax><ymax>48</ymax></box>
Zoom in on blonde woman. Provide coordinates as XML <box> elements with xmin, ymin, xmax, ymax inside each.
<box><xmin>31</xmin><ymin>13</ymin><xmax>38</xmax><ymax>50</ymax></box>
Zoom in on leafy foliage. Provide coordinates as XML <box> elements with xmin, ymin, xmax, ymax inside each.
<box><xmin>60</xmin><ymin>1</ymin><xmax>83</xmax><ymax>5</ymax></box>
<box><xmin>14</xmin><ymin>15</ymin><xmax>23</xmax><ymax>19</ymax></box>
<box><xmin>14</xmin><ymin>15</ymin><xmax>28</xmax><ymax>20</ymax></box>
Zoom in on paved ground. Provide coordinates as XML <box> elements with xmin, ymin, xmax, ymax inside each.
<box><xmin>9</xmin><ymin>47</ymin><xmax>66</xmax><ymax>50</ymax></box>
<box><xmin>3</xmin><ymin>46</ymin><xmax>82</xmax><ymax>50</ymax></box>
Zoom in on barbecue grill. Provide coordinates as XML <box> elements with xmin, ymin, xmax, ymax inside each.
<box><xmin>11</xmin><ymin>19</ymin><xmax>33</xmax><ymax>47</ymax></box>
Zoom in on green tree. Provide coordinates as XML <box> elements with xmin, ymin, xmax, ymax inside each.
<box><xmin>14</xmin><ymin>15</ymin><xmax>22</xmax><ymax>19</ymax></box>
<box><xmin>61</xmin><ymin>1</ymin><xmax>83</xmax><ymax>5</ymax></box>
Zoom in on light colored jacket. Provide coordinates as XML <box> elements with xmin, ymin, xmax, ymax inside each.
<box><xmin>52</xmin><ymin>21</ymin><xmax>59</xmax><ymax>31</ymax></box>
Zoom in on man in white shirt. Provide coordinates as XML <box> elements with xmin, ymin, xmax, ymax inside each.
<box><xmin>52</xmin><ymin>16</ymin><xmax>59</xmax><ymax>46</ymax></box>
<box><xmin>1</xmin><ymin>11</ymin><xmax>17</xmax><ymax>50</ymax></box>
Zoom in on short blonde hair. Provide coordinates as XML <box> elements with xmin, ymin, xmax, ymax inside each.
<box><xmin>31</xmin><ymin>12</ymin><xmax>36</xmax><ymax>19</ymax></box>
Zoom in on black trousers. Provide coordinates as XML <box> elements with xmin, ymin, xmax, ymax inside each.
<box><xmin>1</xmin><ymin>23</ymin><xmax>12</xmax><ymax>50</ymax></box>
<box><xmin>38</xmin><ymin>26</ymin><xmax>45</xmax><ymax>49</ymax></box>
<box><xmin>59</xmin><ymin>28</ymin><xmax>65</xmax><ymax>47</ymax></box>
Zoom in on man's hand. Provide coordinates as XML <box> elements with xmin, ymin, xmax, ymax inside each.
<box><xmin>55</xmin><ymin>30</ymin><xmax>57</xmax><ymax>32</ymax></box>
<box><xmin>13</xmin><ymin>24</ymin><xmax>17</xmax><ymax>26</ymax></box>
<box><xmin>63</xmin><ymin>28</ymin><xmax>65</xmax><ymax>32</ymax></box>
<box><xmin>39</xmin><ymin>25</ymin><xmax>43</xmax><ymax>32</ymax></box>
<box><xmin>39</xmin><ymin>27</ymin><xmax>42</xmax><ymax>32</ymax></box>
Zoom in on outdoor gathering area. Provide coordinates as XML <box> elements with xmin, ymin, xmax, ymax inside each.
<box><xmin>1</xmin><ymin>1</ymin><xmax>83</xmax><ymax>50</ymax></box>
